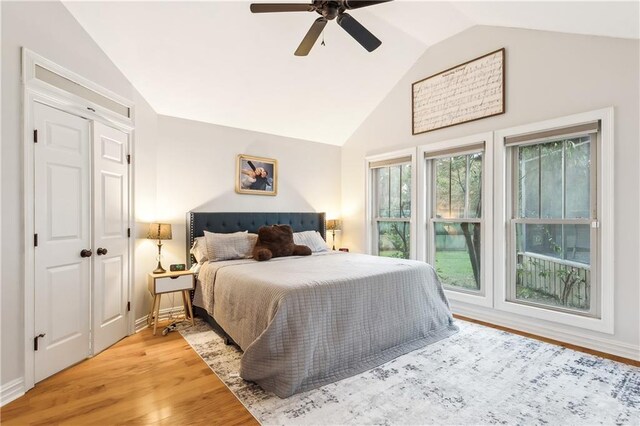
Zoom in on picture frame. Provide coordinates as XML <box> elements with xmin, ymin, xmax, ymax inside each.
<box><xmin>412</xmin><ymin>48</ymin><xmax>505</xmax><ymax>135</ymax></box>
<box><xmin>236</xmin><ymin>154</ymin><xmax>278</xmax><ymax>196</ymax></box>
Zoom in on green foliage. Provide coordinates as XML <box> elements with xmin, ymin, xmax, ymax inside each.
<box><xmin>517</xmin><ymin>136</ymin><xmax>591</xmax><ymax>219</ymax></box>
<box><xmin>376</xmin><ymin>163</ymin><xmax>412</xmax><ymax>259</ymax></box>
<box><xmin>435</xmin><ymin>251</ymin><xmax>478</xmax><ymax>290</ymax></box>
<box><xmin>516</xmin><ymin>249</ymin><xmax>590</xmax><ymax>310</ymax></box>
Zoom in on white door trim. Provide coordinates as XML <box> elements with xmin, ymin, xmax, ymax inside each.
<box><xmin>22</xmin><ymin>48</ymin><xmax>136</xmax><ymax>392</ymax></box>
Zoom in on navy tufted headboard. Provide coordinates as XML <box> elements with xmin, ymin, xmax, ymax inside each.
<box><xmin>186</xmin><ymin>212</ymin><xmax>326</xmax><ymax>267</ymax></box>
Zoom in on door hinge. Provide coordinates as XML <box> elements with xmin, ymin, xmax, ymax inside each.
<box><xmin>127</xmin><ymin>301</ymin><xmax>131</xmax><ymax>312</ymax></box>
<box><xmin>34</xmin><ymin>233</ymin><xmax>38</xmax><ymax>247</ymax></box>
<box><xmin>33</xmin><ymin>129</ymin><xmax>38</xmax><ymax>143</ymax></box>
<box><xmin>127</xmin><ymin>228</ymin><xmax>131</xmax><ymax>238</ymax></box>
<box><xmin>127</xmin><ymin>154</ymin><xmax>131</xmax><ymax>164</ymax></box>
<box><xmin>34</xmin><ymin>333</ymin><xmax>45</xmax><ymax>351</ymax></box>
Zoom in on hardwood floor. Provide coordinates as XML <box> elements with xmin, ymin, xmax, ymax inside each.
<box><xmin>3</xmin><ymin>316</ymin><xmax>636</xmax><ymax>425</ymax></box>
<box><xmin>1</xmin><ymin>327</ymin><xmax>258</xmax><ymax>425</ymax></box>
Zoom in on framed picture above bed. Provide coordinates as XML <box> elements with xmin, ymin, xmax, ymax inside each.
<box><xmin>236</xmin><ymin>154</ymin><xmax>278</xmax><ymax>196</ymax></box>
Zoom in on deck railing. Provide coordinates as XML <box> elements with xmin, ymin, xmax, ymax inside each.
<box><xmin>516</xmin><ymin>252</ymin><xmax>590</xmax><ymax>310</ymax></box>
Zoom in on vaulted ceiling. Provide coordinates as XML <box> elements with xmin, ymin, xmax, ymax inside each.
<box><xmin>64</xmin><ymin>1</ymin><xmax>639</xmax><ymax>146</ymax></box>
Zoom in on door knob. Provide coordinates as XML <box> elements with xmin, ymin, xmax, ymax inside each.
<box><xmin>80</xmin><ymin>249</ymin><xmax>93</xmax><ymax>258</ymax></box>
<box><xmin>97</xmin><ymin>247</ymin><xmax>108</xmax><ymax>256</ymax></box>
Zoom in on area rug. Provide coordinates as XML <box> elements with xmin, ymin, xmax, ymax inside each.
<box><xmin>179</xmin><ymin>319</ymin><xmax>639</xmax><ymax>425</ymax></box>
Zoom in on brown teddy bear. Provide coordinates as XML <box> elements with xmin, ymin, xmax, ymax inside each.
<box><xmin>253</xmin><ymin>224</ymin><xmax>312</xmax><ymax>261</ymax></box>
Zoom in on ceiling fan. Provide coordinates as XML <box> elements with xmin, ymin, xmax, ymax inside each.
<box><xmin>250</xmin><ymin>0</ymin><xmax>392</xmax><ymax>56</ymax></box>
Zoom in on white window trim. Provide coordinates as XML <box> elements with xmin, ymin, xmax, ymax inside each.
<box><xmin>418</xmin><ymin>132</ymin><xmax>494</xmax><ymax>308</ymax></box>
<box><xmin>365</xmin><ymin>148</ymin><xmax>417</xmax><ymax>259</ymax></box>
<box><xmin>23</xmin><ymin>49</ymin><xmax>135</xmax><ymax>127</ymax></box>
<box><xmin>494</xmin><ymin>108</ymin><xmax>614</xmax><ymax>334</ymax></box>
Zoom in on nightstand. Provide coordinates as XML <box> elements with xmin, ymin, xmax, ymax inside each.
<box><xmin>147</xmin><ymin>270</ymin><xmax>195</xmax><ymax>335</ymax></box>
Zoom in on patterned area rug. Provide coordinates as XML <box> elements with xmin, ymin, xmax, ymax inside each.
<box><xmin>179</xmin><ymin>319</ymin><xmax>639</xmax><ymax>425</ymax></box>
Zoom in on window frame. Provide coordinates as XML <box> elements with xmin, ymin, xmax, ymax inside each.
<box><xmin>494</xmin><ymin>108</ymin><xmax>614</xmax><ymax>334</ymax></box>
<box><xmin>507</xmin><ymin>135</ymin><xmax>598</xmax><ymax>317</ymax></box>
<box><xmin>365</xmin><ymin>148</ymin><xmax>417</xmax><ymax>259</ymax></box>
<box><xmin>418</xmin><ymin>133</ymin><xmax>494</xmax><ymax>308</ymax></box>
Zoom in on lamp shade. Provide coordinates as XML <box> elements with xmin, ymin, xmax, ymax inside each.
<box><xmin>147</xmin><ymin>223</ymin><xmax>172</xmax><ymax>240</ymax></box>
<box><xmin>326</xmin><ymin>219</ymin><xmax>342</xmax><ymax>231</ymax></box>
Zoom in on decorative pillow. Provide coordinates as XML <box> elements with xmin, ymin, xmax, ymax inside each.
<box><xmin>204</xmin><ymin>230</ymin><xmax>257</xmax><ymax>261</ymax></box>
<box><xmin>293</xmin><ymin>230</ymin><xmax>328</xmax><ymax>253</ymax></box>
<box><xmin>189</xmin><ymin>262</ymin><xmax>201</xmax><ymax>275</ymax></box>
<box><xmin>190</xmin><ymin>237</ymin><xmax>208</xmax><ymax>264</ymax></box>
<box><xmin>253</xmin><ymin>225</ymin><xmax>312</xmax><ymax>261</ymax></box>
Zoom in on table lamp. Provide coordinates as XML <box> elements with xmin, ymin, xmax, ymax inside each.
<box><xmin>147</xmin><ymin>223</ymin><xmax>172</xmax><ymax>274</ymax></box>
<box><xmin>326</xmin><ymin>219</ymin><xmax>342</xmax><ymax>251</ymax></box>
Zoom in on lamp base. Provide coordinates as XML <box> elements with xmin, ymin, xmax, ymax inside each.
<box><xmin>153</xmin><ymin>262</ymin><xmax>166</xmax><ymax>274</ymax></box>
<box><xmin>153</xmin><ymin>240</ymin><xmax>166</xmax><ymax>274</ymax></box>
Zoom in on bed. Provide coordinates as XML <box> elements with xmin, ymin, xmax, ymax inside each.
<box><xmin>187</xmin><ymin>212</ymin><xmax>458</xmax><ymax>398</ymax></box>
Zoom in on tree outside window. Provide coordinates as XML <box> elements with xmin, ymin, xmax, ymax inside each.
<box><xmin>431</xmin><ymin>152</ymin><xmax>483</xmax><ymax>291</ymax></box>
<box><xmin>374</xmin><ymin>163</ymin><xmax>411</xmax><ymax>259</ymax></box>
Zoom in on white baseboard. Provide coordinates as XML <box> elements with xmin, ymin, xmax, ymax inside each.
<box><xmin>452</xmin><ymin>303</ymin><xmax>640</xmax><ymax>361</ymax></box>
<box><xmin>134</xmin><ymin>306</ymin><xmax>186</xmax><ymax>333</ymax></box>
<box><xmin>1</xmin><ymin>377</ymin><xmax>24</xmax><ymax>407</ymax></box>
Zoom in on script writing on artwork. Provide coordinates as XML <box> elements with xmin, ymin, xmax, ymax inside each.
<box><xmin>412</xmin><ymin>48</ymin><xmax>505</xmax><ymax>135</ymax></box>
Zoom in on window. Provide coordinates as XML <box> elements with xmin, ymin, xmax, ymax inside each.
<box><xmin>506</xmin><ymin>124</ymin><xmax>598</xmax><ymax>317</ymax></box>
<box><xmin>426</xmin><ymin>144</ymin><xmax>485</xmax><ymax>293</ymax></box>
<box><xmin>419</xmin><ymin>134</ymin><xmax>493</xmax><ymax>307</ymax></box>
<box><xmin>421</xmin><ymin>138</ymin><xmax>492</xmax><ymax>306</ymax></box>
<box><xmin>369</xmin><ymin>155</ymin><xmax>413</xmax><ymax>259</ymax></box>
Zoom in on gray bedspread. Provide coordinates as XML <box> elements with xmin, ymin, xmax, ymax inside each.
<box><xmin>193</xmin><ymin>252</ymin><xmax>458</xmax><ymax>398</ymax></box>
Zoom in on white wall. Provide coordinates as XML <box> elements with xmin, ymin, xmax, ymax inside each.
<box><xmin>145</xmin><ymin>115</ymin><xmax>342</xmax><ymax>315</ymax></box>
<box><xmin>341</xmin><ymin>26</ymin><xmax>639</xmax><ymax>358</ymax></box>
<box><xmin>131</xmin><ymin>93</ymin><xmax>159</xmax><ymax>321</ymax></box>
<box><xmin>1</xmin><ymin>0</ymin><xmax>158</xmax><ymax>399</ymax></box>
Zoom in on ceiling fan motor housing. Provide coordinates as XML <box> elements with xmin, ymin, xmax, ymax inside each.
<box><xmin>315</xmin><ymin>1</ymin><xmax>341</xmax><ymax>20</ymax></box>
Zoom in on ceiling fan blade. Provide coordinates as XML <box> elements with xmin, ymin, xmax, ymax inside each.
<box><xmin>343</xmin><ymin>0</ymin><xmax>393</xmax><ymax>10</ymax></box>
<box><xmin>336</xmin><ymin>13</ymin><xmax>382</xmax><ymax>52</ymax></box>
<box><xmin>250</xmin><ymin>3</ymin><xmax>314</xmax><ymax>13</ymax></box>
<box><xmin>295</xmin><ymin>17</ymin><xmax>328</xmax><ymax>56</ymax></box>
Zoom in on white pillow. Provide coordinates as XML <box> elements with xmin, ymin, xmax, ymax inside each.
<box><xmin>293</xmin><ymin>230</ymin><xmax>328</xmax><ymax>253</ymax></box>
<box><xmin>190</xmin><ymin>237</ymin><xmax>208</xmax><ymax>264</ymax></box>
<box><xmin>204</xmin><ymin>230</ymin><xmax>258</xmax><ymax>261</ymax></box>
<box><xmin>190</xmin><ymin>262</ymin><xmax>201</xmax><ymax>275</ymax></box>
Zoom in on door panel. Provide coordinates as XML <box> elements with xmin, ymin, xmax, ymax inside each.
<box><xmin>47</xmin><ymin>164</ymin><xmax>82</xmax><ymax>239</ymax></box>
<box><xmin>102</xmin><ymin>256</ymin><xmax>123</xmax><ymax>323</ymax></box>
<box><xmin>102</xmin><ymin>172</ymin><xmax>124</xmax><ymax>236</ymax></box>
<box><xmin>34</xmin><ymin>102</ymin><xmax>91</xmax><ymax>382</ymax></box>
<box><xmin>46</xmin><ymin>264</ymin><xmax>84</xmax><ymax>345</ymax></box>
<box><xmin>101</xmin><ymin>135</ymin><xmax>125</xmax><ymax>163</ymax></box>
<box><xmin>45</xmin><ymin>122</ymin><xmax>83</xmax><ymax>152</ymax></box>
<box><xmin>93</xmin><ymin>122</ymin><xmax>129</xmax><ymax>354</ymax></box>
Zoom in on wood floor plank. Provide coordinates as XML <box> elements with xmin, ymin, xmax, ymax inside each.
<box><xmin>1</xmin><ymin>328</ymin><xmax>258</xmax><ymax>426</ymax></box>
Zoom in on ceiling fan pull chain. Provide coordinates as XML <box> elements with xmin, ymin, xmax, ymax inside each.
<box><xmin>321</xmin><ymin>30</ymin><xmax>326</xmax><ymax>46</ymax></box>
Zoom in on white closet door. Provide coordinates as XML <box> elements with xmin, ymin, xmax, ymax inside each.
<box><xmin>34</xmin><ymin>102</ymin><xmax>91</xmax><ymax>382</ymax></box>
<box><xmin>92</xmin><ymin>122</ymin><xmax>129</xmax><ymax>354</ymax></box>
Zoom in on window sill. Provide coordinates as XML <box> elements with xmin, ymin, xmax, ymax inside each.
<box><xmin>494</xmin><ymin>297</ymin><xmax>613</xmax><ymax>334</ymax></box>
<box><xmin>445</xmin><ymin>288</ymin><xmax>493</xmax><ymax>308</ymax></box>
